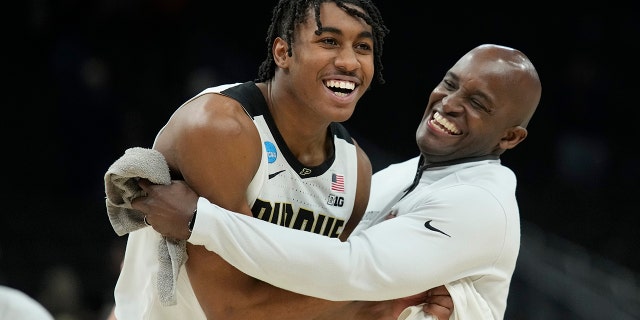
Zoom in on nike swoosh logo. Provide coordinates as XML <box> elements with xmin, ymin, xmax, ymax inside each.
<box><xmin>424</xmin><ymin>220</ymin><xmax>450</xmax><ymax>237</ymax></box>
<box><xmin>268</xmin><ymin>170</ymin><xmax>286</xmax><ymax>179</ymax></box>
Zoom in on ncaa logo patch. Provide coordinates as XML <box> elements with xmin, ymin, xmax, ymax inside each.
<box><xmin>264</xmin><ymin>141</ymin><xmax>277</xmax><ymax>163</ymax></box>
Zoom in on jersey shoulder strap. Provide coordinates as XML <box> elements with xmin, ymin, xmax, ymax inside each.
<box><xmin>220</xmin><ymin>81</ymin><xmax>267</xmax><ymax>118</ymax></box>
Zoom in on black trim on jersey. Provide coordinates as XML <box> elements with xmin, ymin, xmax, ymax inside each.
<box><xmin>329</xmin><ymin>122</ymin><xmax>355</xmax><ymax>146</ymax></box>
<box><xmin>220</xmin><ymin>81</ymin><xmax>353</xmax><ymax>179</ymax></box>
<box><xmin>401</xmin><ymin>154</ymin><xmax>500</xmax><ymax>199</ymax></box>
<box><xmin>219</xmin><ymin>81</ymin><xmax>263</xmax><ymax>120</ymax></box>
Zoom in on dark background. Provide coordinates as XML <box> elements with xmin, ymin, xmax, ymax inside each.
<box><xmin>3</xmin><ymin>1</ymin><xmax>638</xmax><ymax>319</ymax></box>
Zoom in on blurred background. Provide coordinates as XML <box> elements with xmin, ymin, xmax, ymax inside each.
<box><xmin>3</xmin><ymin>1</ymin><xmax>638</xmax><ymax>319</ymax></box>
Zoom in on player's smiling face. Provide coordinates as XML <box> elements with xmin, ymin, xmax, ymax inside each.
<box><xmin>280</xmin><ymin>2</ymin><xmax>374</xmax><ymax>123</ymax></box>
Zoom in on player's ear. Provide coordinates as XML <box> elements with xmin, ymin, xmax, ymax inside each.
<box><xmin>273</xmin><ymin>37</ymin><xmax>289</xmax><ymax>68</ymax></box>
<box><xmin>499</xmin><ymin>126</ymin><xmax>527</xmax><ymax>150</ymax></box>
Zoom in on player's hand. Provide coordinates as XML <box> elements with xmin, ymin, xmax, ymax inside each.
<box><xmin>391</xmin><ymin>286</ymin><xmax>453</xmax><ymax>320</ymax></box>
<box><xmin>131</xmin><ymin>179</ymin><xmax>199</xmax><ymax>240</ymax></box>
<box><xmin>422</xmin><ymin>285</ymin><xmax>453</xmax><ymax>319</ymax></box>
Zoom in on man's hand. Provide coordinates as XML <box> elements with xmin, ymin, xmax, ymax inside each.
<box><xmin>392</xmin><ymin>285</ymin><xmax>453</xmax><ymax>320</ymax></box>
<box><xmin>347</xmin><ymin>285</ymin><xmax>453</xmax><ymax>320</ymax></box>
<box><xmin>422</xmin><ymin>285</ymin><xmax>453</xmax><ymax>319</ymax></box>
<box><xmin>131</xmin><ymin>179</ymin><xmax>199</xmax><ymax>240</ymax></box>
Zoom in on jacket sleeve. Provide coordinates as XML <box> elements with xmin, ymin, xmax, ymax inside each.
<box><xmin>188</xmin><ymin>182</ymin><xmax>509</xmax><ymax>301</ymax></box>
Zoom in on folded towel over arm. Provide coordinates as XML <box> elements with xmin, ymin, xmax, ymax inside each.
<box><xmin>104</xmin><ymin>147</ymin><xmax>186</xmax><ymax>306</ymax></box>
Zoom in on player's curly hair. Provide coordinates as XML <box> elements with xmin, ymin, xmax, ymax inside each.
<box><xmin>255</xmin><ymin>0</ymin><xmax>389</xmax><ymax>85</ymax></box>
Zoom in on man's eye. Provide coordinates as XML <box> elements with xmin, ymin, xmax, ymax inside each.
<box><xmin>355</xmin><ymin>43</ymin><xmax>372</xmax><ymax>51</ymax></box>
<box><xmin>471</xmin><ymin>100</ymin><xmax>490</xmax><ymax>113</ymax></box>
<box><xmin>320</xmin><ymin>38</ymin><xmax>338</xmax><ymax>46</ymax></box>
<box><xmin>442</xmin><ymin>80</ymin><xmax>454</xmax><ymax>90</ymax></box>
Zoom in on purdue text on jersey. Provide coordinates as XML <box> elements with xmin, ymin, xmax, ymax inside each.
<box><xmin>252</xmin><ymin>199</ymin><xmax>346</xmax><ymax>238</ymax></box>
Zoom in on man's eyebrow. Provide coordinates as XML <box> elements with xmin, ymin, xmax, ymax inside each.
<box><xmin>317</xmin><ymin>26</ymin><xmax>373</xmax><ymax>39</ymax></box>
<box><xmin>445</xmin><ymin>71</ymin><xmax>459</xmax><ymax>81</ymax></box>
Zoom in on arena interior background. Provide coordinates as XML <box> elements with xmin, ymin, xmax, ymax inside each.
<box><xmin>4</xmin><ymin>2</ymin><xmax>638</xmax><ymax>319</ymax></box>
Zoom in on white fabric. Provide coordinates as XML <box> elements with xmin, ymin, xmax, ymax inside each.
<box><xmin>398</xmin><ymin>305</ymin><xmax>431</xmax><ymax>320</ymax></box>
<box><xmin>0</xmin><ymin>286</ymin><xmax>54</xmax><ymax>320</ymax></box>
<box><xmin>114</xmin><ymin>227</ymin><xmax>207</xmax><ymax>319</ymax></box>
<box><xmin>189</xmin><ymin>156</ymin><xmax>519</xmax><ymax>319</ymax></box>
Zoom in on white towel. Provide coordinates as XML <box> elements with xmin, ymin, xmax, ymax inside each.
<box><xmin>104</xmin><ymin>147</ymin><xmax>186</xmax><ymax>306</ymax></box>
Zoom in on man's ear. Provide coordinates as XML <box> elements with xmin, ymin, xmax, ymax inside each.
<box><xmin>499</xmin><ymin>126</ymin><xmax>528</xmax><ymax>150</ymax></box>
<box><xmin>273</xmin><ymin>37</ymin><xmax>289</xmax><ymax>68</ymax></box>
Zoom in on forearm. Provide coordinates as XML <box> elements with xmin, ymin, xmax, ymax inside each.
<box><xmin>218</xmin><ymin>281</ymin><xmax>351</xmax><ymax>320</ymax></box>
<box><xmin>313</xmin><ymin>301</ymin><xmax>395</xmax><ymax>320</ymax></box>
<box><xmin>187</xmin><ymin>242</ymin><xmax>350</xmax><ymax>320</ymax></box>
<box><xmin>189</xmin><ymin>198</ymin><xmax>455</xmax><ymax>300</ymax></box>
<box><xmin>224</xmin><ymin>290</ymin><xmax>414</xmax><ymax>320</ymax></box>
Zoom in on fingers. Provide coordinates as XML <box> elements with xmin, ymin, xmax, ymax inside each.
<box><xmin>424</xmin><ymin>294</ymin><xmax>453</xmax><ymax>310</ymax></box>
<box><xmin>422</xmin><ymin>285</ymin><xmax>453</xmax><ymax>319</ymax></box>
<box><xmin>131</xmin><ymin>179</ymin><xmax>158</xmax><ymax>211</ymax></box>
<box><xmin>422</xmin><ymin>302</ymin><xmax>452</xmax><ymax>320</ymax></box>
<box><xmin>136</xmin><ymin>178</ymin><xmax>153</xmax><ymax>192</ymax></box>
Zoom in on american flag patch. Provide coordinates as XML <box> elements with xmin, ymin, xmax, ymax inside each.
<box><xmin>331</xmin><ymin>173</ymin><xmax>344</xmax><ymax>192</ymax></box>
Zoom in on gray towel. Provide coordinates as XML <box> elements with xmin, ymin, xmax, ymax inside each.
<box><xmin>104</xmin><ymin>147</ymin><xmax>187</xmax><ymax>306</ymax></box>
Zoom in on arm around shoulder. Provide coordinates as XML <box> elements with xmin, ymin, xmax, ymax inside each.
<box><xmin>340</xmin><ymin>139</ymin><xmax>372</xmax><ymax>240</ymax></box>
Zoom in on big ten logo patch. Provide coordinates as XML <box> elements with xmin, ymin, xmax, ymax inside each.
<box><xmin>327</xmin><ymin>194</ymin><xmax>344</xmax><ymax>207</ymax></box>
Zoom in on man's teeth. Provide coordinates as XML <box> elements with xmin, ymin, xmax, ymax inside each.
<box><xmin>325</xmin><ymin>80</ymin><xmax>355</xmax><ymax>97</ymax></box>
<box><xmin>432</xmin><ymin>112</ymin><xmax>461</xmax><ymax>134</ymax></box>
<box><xmin>325</xmin><ymin>80</ymin><xmax>355</xmax><ymax>90</ymax></box>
